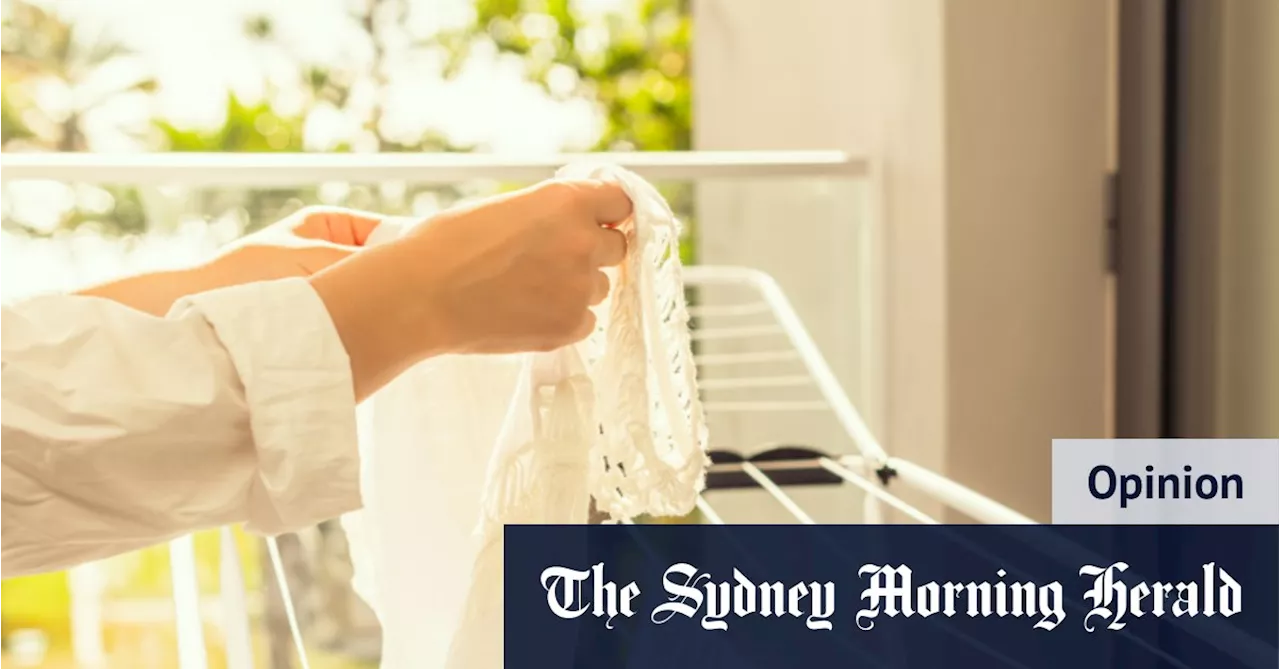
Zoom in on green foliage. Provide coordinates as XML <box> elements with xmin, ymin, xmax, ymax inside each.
<box><xmin>442</xmin><ymin>0</ymin><xmax>697</xmax><ymax>260</ymax></box>
<box><xmin>57</xmin><ymin>185</ymin><xmax>151</xmax><ymax>237</ymax></box>
<box><xmin>155</xmin><ymin>94</ymin><xmax>307</xmax><ymax>153</ymax></box>
<box><xmin>1</xmin><ymin>2</ymin><xmax>159</xmax><ymax>236</ymax></box>
<box><xmin>151</xmin><ymin>93</ymin><xmax>318</xmax><ymax>230</ymax></box>
<box><xmin>0</xmin><ymin>78</ymin><xmax>35</xmax><ymax>144</ymax></box>
<box><xmin>1</xmin><ymin>0</ymin><xmax>156</xmax><ymax>150</ymax></box>
<box><xmin>448</xmin><ymin>0</ymin><xmax>691</xmax><ymax>152</ymax></box>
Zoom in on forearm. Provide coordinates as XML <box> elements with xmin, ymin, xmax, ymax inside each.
<box><xmin>71</xmin><ymin>225</ymin><xmax>441</xmax><ymax>403</ymax></box>
<box><xmin>75</xmin><ymin>263</ymin><xmax>226</xmax><ymax>317</ymax></box>
<box><xmin>309</xmin><ymin>241</ymin><xmax>446</xmax><ymax>403</ymax></box>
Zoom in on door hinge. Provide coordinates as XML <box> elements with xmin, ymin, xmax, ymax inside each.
<box><xmin>1105</xmin><ymin>171</ymin><xmax>1120</xmax><ymax>274</ymax></box>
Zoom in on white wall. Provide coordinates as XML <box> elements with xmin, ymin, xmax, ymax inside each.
<box><xmin>693</xmin><ymin>0</ymin><xmax>890</xmax><ymax>522</ymax></box>
<box><xmin>694</xmin><ymin>0</ymin><xmax>1111</xmax><ymax>522</ymax></box>
<box><xmin>938</xmin><ymin>0</ymin><xmax>1110</xmax><ymax>522</ymax></box>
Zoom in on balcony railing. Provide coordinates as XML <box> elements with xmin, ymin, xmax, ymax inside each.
<box><xmin>0</xmin><ymin>150</ymin><xmax>868</xmax><ymax>185</ymax></box>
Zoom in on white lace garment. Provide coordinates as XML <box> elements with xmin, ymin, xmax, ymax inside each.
<box><xmin>340</xmin><ymin>163</ymin><xmax>709</xmax><ymax>669</ymax></box>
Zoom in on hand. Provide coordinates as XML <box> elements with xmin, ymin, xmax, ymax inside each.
<box><xmin>212</xmin><ymin>206</ymin><xmax>384</xmax><ymax>282</ymax></box>
<box><xmin>399</xmin><ymin>180</ymin><xmax>632</xmax><ymax>354</ymax></box>
<box><xmin>76</xmin><ymin>206</ymin><xmax>387</xmax><ymax>316</ymax></box>
<box><xmin>309</xmin><ymin>179</ymin><xmax>632</xmax><ymax>400</ymax></box>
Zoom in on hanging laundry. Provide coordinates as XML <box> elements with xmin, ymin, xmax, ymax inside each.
<box><xmin>340</xmin><ymin>163</ymin><xmax>709</xmax><ymax>669</ymax></box>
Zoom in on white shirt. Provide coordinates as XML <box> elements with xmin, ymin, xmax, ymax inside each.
<box><xmin>1</xmin><ymin>278</ymin><xmax>362</xmax><ymax>578</ymax></box>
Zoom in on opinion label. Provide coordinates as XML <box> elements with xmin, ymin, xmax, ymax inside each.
<box><xmin>1051</xmin><ymin>439</ymin><xmax>1279</xmax><ymax>524</ymax></box>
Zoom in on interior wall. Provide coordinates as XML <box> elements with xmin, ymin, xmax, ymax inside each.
<box><xmin>692</xmin><ymin>0</ymin><xmax>897</xmax><ymax>522</ymax></box>
<box><xmin>940</xmin><ymin>0</ymin><xmax>1110</xmax><ymax>522</ymax></box>
<box><xmin>872</xmin><ymin>0</ymin><xmax>951</xmax><ymax>520</ymax></box>
<box><xmin>693</xmin><ymin>0</ymin><xmax>1110</xmax><ymax>523</ymax></box>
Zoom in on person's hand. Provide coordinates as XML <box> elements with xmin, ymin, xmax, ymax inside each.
<box><xmin>76</xmin><ymin>206</ymin><xmax>387</xmax><ymax>316</ymax></box>
<box><xmin>211</xmin><ymin>206</ymin><xmax>385</xmax><ymax>282</ymax></box>
<box><xmin>309</xmin><ymin>179</ymin><xmax>632</xmax><ymax>400</ymax></box>
<box><xmin>397</xmin><ymin>180</ymin><xmax>632</xmax><ymax>354</ymax></box>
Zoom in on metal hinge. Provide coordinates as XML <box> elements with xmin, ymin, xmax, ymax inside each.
<box><xmin>1105</xmin><ymin>171</ymin><xmax>1120</xmax><ymax>274</ymax></box>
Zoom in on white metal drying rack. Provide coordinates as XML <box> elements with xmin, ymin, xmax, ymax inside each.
<box><xmin>1</xmin><ymin>151</ymin><xmax>1034</xmax><ymax>669</ymax></box>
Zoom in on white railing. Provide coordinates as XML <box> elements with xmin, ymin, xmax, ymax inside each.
<box><xmin>0</xmin><ymin>150</ymin><xmax>1037</xmax><ymax>669</ymax></box>
<box><xmin>0</xmin><ymin>150</ymin><xmax>868</xmax><ymax>185</ymax></box>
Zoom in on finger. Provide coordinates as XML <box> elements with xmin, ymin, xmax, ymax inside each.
<box><xmin>294</xmin><ymin>207</ymin><xmax>385</xmax><ymax>246</ymax></box>
<box><xmin>587</xmin><ymin>270</ymin><xmax>611</xmax><ymax>306</ymax></box>
<box><xmin>569</xmin><ymin>310</ymin><xmax>598</xmax><ymax>343</ymax></box>
<box><xmin>593</xmin><ymin>226</ymin><xmax>627</xmax><ymax>267</ymax></box>
<box><xmin>569</xmin><ymin>180</ymin><xmax>633</xmax><ymax>226</ymax></box>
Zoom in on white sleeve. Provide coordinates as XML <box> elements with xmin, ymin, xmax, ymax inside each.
<box><xmin>1</xmin><ymin>278</ymin><xmax>362</xmax><ymax>578</ymax></box>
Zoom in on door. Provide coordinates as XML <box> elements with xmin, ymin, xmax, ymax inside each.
<box><xmin>1115</xmin><ymin>0</ymin><xmax>1279</xmax><ymax>439</ymax></box>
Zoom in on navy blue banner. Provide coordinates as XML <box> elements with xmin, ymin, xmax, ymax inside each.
<box><xmin>504</xmin><ymin>524</ymin><xmax>1277</xmax><ymax>669</ymax></box>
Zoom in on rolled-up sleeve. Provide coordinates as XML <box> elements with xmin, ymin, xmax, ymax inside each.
<box><xmin>1</xmin><ymin>278</ymin><xmax>361</xmax><ymax>578</ymax></box>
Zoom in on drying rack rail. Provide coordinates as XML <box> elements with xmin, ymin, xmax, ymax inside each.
<box><xmin>704</xmin><ymin>446</ymin><xmax>855</xmax><ymax>490</ymax></box>
<box><xmin>611</xmin><ymin>444</ymin><xmax>1033</xmax><ymax>528</ymax></box>
<box><xmin>698</xmin><ymin>446</ymin><xmax>914</xmax><ymax>526</ymax></box>
<box><xmin>670</xmin><ymin>265</ymin><xmax>1034</xmax><ymax>527</ymax></box>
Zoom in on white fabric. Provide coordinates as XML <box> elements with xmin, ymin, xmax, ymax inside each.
<box><xmin>343</xmin><ymin>353</ymin><xmax>524</xmax><ymax>669</ymax></box>
<box><xmin>342</xmin><ymin>164</ymin><xmax>708</xmax><ymax>669</ymax></box>
<box><xmin>1</xmin><ymin>278</ymin><xmax>363</xmax><ymax>578</ymax></box>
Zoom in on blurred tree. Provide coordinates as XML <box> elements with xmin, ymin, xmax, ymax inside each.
<box><xmin>156</xmin><ymin>95</ymin><xmax>307</xmax><ymax>153</ymax></box>
<box><xmin>227</xmin><ymin>0</ymin><xmax>477</xmax><ymax>238</ymax></box>
<box><xmin>2</xmin><ymin>0</ymin><xmax>694</xmax><ymax>245</ymax></box>
<box><xmin>431</xmin><ymin>0</ymin><xmax>691</xmax><ymax>151</ymax></box>
<box><xmin>1</xmin><ymin>1</ymin><xmax>154</xmax><ymax>236</ymax></box>
<box><xmin>416</xmin><ymin>0</ymin><xmax>704</xmax><ymax>373</ymax></box>
<box><xmin>427</xmin><ymin>0</ymin><xmax>694</xmax><ymax>259</ymax></box>
<box><xmin>154</xmin><ymin>92</ymin><xmax>322</xmax><ymax>238</ymax></box>
<box><xmin>0</xmin><ymin>0</ymin><xmax>156</xmax><ymax>151</ymax></box>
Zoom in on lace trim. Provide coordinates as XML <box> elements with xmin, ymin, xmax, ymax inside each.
<box><xmin>445</xmin><ymin>164</ymin><xmax>708</xmax><ymax>669</ymax></box>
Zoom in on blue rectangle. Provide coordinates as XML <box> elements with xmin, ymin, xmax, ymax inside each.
<box><xmin>505</xmin><ymin>524</ymin><xmax>1278</xmax><ymax>669</ymax></box>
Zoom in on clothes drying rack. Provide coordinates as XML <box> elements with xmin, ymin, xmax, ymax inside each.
<box><xmin>668</xmin><ymin>265</ymin><xmax>1034</xmax><ymax>528</ymax></box>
